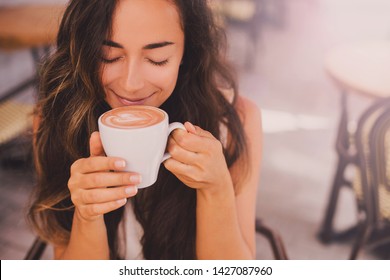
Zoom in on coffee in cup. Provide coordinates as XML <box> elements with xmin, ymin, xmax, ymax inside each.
<box><xmin>98</xmin><ymin>105</ymin><xmax>185</xmax><ymax>188</ymax></box>
<box><xmin>100</xmin><ymin>106</ymin><xmax>165</xmax><ymax>129</ymax></box>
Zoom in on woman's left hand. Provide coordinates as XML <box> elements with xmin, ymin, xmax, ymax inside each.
<box><xmin>163</xmin><ymin>122</ymin><xmax>233</xmax><ymax>193</ymax></box>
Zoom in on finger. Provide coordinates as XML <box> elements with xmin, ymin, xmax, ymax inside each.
<box><xmin>184</xmin><ymin>122</ymin><xmax>214</xmax><ymax>139</ymax></box>
<box><xmin>79</xmin><ymin>198</ymin><xmax>128</xmax><ymax>217</ymax></box>
<box><xmin>77</xmin><ymin>171</ymin><xmax>142</xmax><ymax>189</ymax></box>
<box><xmin>184</xmin><ymin>122</ymin><xmax>196</xmax><ymax>134</ymax></box>
<box><xmin>192</xmin><ymin>124</ymin><xmax>214</xmax><ymax>139</ymax></box>
<box><xmin>170</xmin><ymin>129</ymin><xmax>199</xmax><ymax>152</ymax></box>
<box><xmin>170</xmin><ymin>129</ymin><xmax>217</xmax><ymax>153</ymax></box>
<box><xmin>164</xmin><ymin>157</ymin><xmax>197</xmax><ymax>179</ymax></box>
<box><xmin>81</xmin><ymin>185</ymin><xmax>138</xmax><ymax>204</ymax></box>
<box><xmin>167</xmin><ymin>137</ymin><xmax>199</xmax><ymax>165</ymax></box>
<box><xmin>89</xmin><ymin>131</ymin><xmax>105</xmax><ymax>157</ymax></box>
<box><xmin>71</xmin><ymin>156</ymin><xmax>128</xmax><ymax>174</ymax></box>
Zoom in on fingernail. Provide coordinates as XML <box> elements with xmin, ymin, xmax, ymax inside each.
<box><xmin>117</xmin><ymin>198</ymin><xmax>127</xmax><ymax>205</ymax></box>
<box><xmin>125</xmin><ymin>186</ymin><xmax>138</xmax><ymax>194</ymax></box>
<box><xmin>130</xmin><ymin>175</ymin><xmax>142</xmax><ymax>184</ymax></box>
<box><xmin>115</xmin><ymin>160</ymin><xmax>126</xmax><ymax>168</ymax></box>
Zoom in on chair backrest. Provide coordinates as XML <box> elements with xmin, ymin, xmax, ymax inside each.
<box><xmin>368</xmin><ymin>106</ymin><xmax>390</xmax><ymax>227</ymax></box>
<box><xmin>0</xmin><ymin>100</ymin><xmax>34</xmax><ymax>147</ymax></box>
<box><xmin>354</xmin><ymin>97</ymin><xmax>390</xmax><ymax>228</ymax></box>
<box><xmin>255</xmin><ymin>218</ymin><xmax>288</xmax><ymax>260</ymax></box>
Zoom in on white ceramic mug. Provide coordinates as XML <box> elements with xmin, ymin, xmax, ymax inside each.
<box><xmin>98</xmin><ymin>105</ymin><xmax>185</xmax><ymax>188</ymax></box>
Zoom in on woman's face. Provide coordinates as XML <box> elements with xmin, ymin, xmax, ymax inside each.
<box><xmin>101</xmin><ymin>0</ymin><xmax>184</xmax><ymax>108</ymax></box>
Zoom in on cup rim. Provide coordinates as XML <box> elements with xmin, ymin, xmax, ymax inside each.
<box><xmin>98</xmin><ymin>105</ymin><xmax>168</xmax><ymax>130</ymax></box>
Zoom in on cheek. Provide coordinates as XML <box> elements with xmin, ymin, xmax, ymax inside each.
<box><xmin>147</xmin><ymin>65</ymin><xmax>180</xmax><ymax>92</ymax></box>
<box><xmin>101</xmin><ymin>64</ymin><xmax>122</xmax><ymax>86</ymax></box>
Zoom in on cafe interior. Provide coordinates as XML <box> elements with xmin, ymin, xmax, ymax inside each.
<box><xmin>0</xmin><ymin>0</ymin><xmax>389</xmax><ymax>260</ymax></box>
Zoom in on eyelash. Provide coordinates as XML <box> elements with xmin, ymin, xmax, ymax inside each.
<box><xmin>101</xmin><ymin>57</ymin><xmax>169</xmax><ymax>67</ymax></box>
<box><xmin>148</xmin><ymin>59</ymin><xmax>169</xmax><ymax>66</ymax></box>
<box><xmin>101</xmin><ymin>57</ymin><xmax>121</xmax><ymax>64</ymax></box>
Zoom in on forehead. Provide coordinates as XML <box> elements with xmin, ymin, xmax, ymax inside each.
<box><xmin>111</xmin><ymin>0</ymin><xmax>183</xmax><ymax>42</ymax></box>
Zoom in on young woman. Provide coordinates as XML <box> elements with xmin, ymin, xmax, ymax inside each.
<box><xmin>28</xmin><ymin>0</ymin><xmax>262</xmax><ymax>260</ymax></box>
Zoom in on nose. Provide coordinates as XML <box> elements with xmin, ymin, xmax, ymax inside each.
<box><xmin>121</xmin><ymin>60</ymin><xmax>144</xmax><ymax>93</ymax></box>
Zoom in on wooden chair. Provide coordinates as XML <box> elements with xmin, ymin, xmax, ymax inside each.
<box><xmin>318</xmin><ymin>41</ymin><xmax>390</xmax><ymax>243</ymax></box>
<box><xmin>24</xmin><ymin>236</ymin><xmax>48</xmax><ymax>260</ymax></box>
<box><xmin>0</xmin><ymin>100</ymin><xmax>34</xmax><ymax>167</ymax></box>
<box><xmin>0</xmin><ymin>5</ymin><xmax>64</xmax><ymax>164</ymax></box>
<box><xmin>350</xmin><ymin>98</ymin><xmax>390</xmax><ymax>259</ymax></box>
<box><xmin>256</xmin><ymin>218</ymin><xmax>289</xmax><ymax>259</ymax></box>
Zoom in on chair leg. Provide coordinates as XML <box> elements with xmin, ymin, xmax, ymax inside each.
<box><xmin>349</xmin><ymin>221</ymin><xmax>370</xmax><ymax>260</ymax></box>
<box><xmin>255</xmin><ymin>219</ymin><xmax>288</xmax><ymax>260</ymax></box>
<box><xmin>319</xmin><ymin>91</ymin><xmax>355</xmax><ymax>243</ymax></box>
<box><xmin>24</xmin><ymin>236</ymin><xmax>47</xmax><ymax>260</ymax></box>
<box><xmin>318</xmin><ymin>158</ymin><xmax>349</xmax><ymax>243</ymax></box>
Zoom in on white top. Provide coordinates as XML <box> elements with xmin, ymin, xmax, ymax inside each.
<box><xmin>119</xmin><ymin>88</ymin><xmax>234</xmax><ymax>259</ymax></box>
<box><xmin>118</xmin><ymin>201</ymin><xmax>144</xmax><ymax>260</ymax></box>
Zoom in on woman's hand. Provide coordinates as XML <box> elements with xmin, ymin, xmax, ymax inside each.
<box><xmin>163</xmin><ymin>122</ymin><xmax>233</xmax><ymax>194</ymax></box>
<box><xmin>67</xmin><ymin>132</ymin><xmax>140</xmax><ymax>222</ymax></box>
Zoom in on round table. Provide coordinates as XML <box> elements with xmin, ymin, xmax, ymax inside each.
<box><xmin>325</xmin><ymin>41</ymin><xmax>390</xmax><ymax>99</ymax></box>
<box><xmin>0</xmin><ymin>5</ymin><xmax>64</xmax><ymax>51</ymax></box>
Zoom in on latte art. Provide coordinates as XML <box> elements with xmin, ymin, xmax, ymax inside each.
<box><xmin>101</xmin><ymin>106</ymin><xmax>165</xmax><ymax>129</ymax></box>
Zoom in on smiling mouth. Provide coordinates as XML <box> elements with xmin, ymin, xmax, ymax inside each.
<box><xmin>115</xmin><ymin>92</ymin><xmax>155</xmax><ymax>106</ymax></box>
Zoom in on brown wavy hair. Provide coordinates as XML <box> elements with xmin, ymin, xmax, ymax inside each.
<box><xmin>28</xmin><ymin>0</ymin><xmax>247</xmax><ymax>260</ymax></box>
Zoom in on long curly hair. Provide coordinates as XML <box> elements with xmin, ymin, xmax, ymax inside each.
<box><xmin>28</xmin><ymin>0</ymin><xmax>247</xmax><ymax>260</ymax></box>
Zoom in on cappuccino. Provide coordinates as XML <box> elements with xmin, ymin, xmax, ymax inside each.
<box><xmin>98</xmin><ymin>105</ymin><xmax>185</xmax><ymax>188</ymax></box>
<box><xmin>100</xmin><ymin>106</ymin><xmax>165</xmax><ymax>129</ymax></box>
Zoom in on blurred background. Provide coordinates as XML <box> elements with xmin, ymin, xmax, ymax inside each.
<box><xmin>1</xmin><ymin>0</ymin><xmax>390</xmax><ymax>259</ymax></box>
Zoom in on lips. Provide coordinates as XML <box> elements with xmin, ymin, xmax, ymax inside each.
<box><xmin>115</xmin><ymin>92</ymin><xmax>155</xmax><ymax>106</ymax></box>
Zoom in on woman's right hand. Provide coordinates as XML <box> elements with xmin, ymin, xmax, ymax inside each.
<box><xmin>68</xmin><ymin>131</ymin><xmax>141</xmax><ymax>222</ymax></box>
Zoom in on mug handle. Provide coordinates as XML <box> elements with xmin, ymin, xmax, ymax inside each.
<box><xmin>162</xmin><ymin>122</ymin><xmax>186</xmax><ymax>162</ymax></box>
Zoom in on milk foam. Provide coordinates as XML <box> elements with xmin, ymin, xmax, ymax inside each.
<box><xmin>101</xmin><ymin>106</ymin><xmax>165</xmax><ymax>129</ymax></box>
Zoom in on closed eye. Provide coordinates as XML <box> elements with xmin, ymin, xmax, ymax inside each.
<box><xmin>101</xmin><ymin>57</ymin><xmax>169</xmax><ymax>66</ymax></box>
<box><xmin>101</xmin><ymin>57</ymin><xmax>122</xmax><ymax>64</ymax></box>
<box><xmin>148</xmin><ymin>59</ymin><xmax>169</xmax><ymax>66</ymax></box>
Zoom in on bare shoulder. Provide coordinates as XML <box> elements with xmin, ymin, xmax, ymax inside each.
<box><xmin>229</xmin><ymin>95</ymin><xmax>262</xmax><ymax>191</ymax></box>
<box><xmin>235</xmin><ymin>95</ymin><xmax>262</xmax><ymax>135</ymax></box>
<box><xmin>230</xmin><ymin>96</ymin><xmax>262</xmax><ymax>257</ymax></box>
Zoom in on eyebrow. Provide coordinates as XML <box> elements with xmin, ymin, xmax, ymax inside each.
<box><xmin>103</xmin><ymin>40</ymin><xmax>174</xmax><ymax>50</ymax></box>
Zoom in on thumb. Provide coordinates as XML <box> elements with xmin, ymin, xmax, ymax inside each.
<box><xmin>89</xmin><ymin>131</ymin><xmax>105</xmax><ymax>156</ymax></box>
